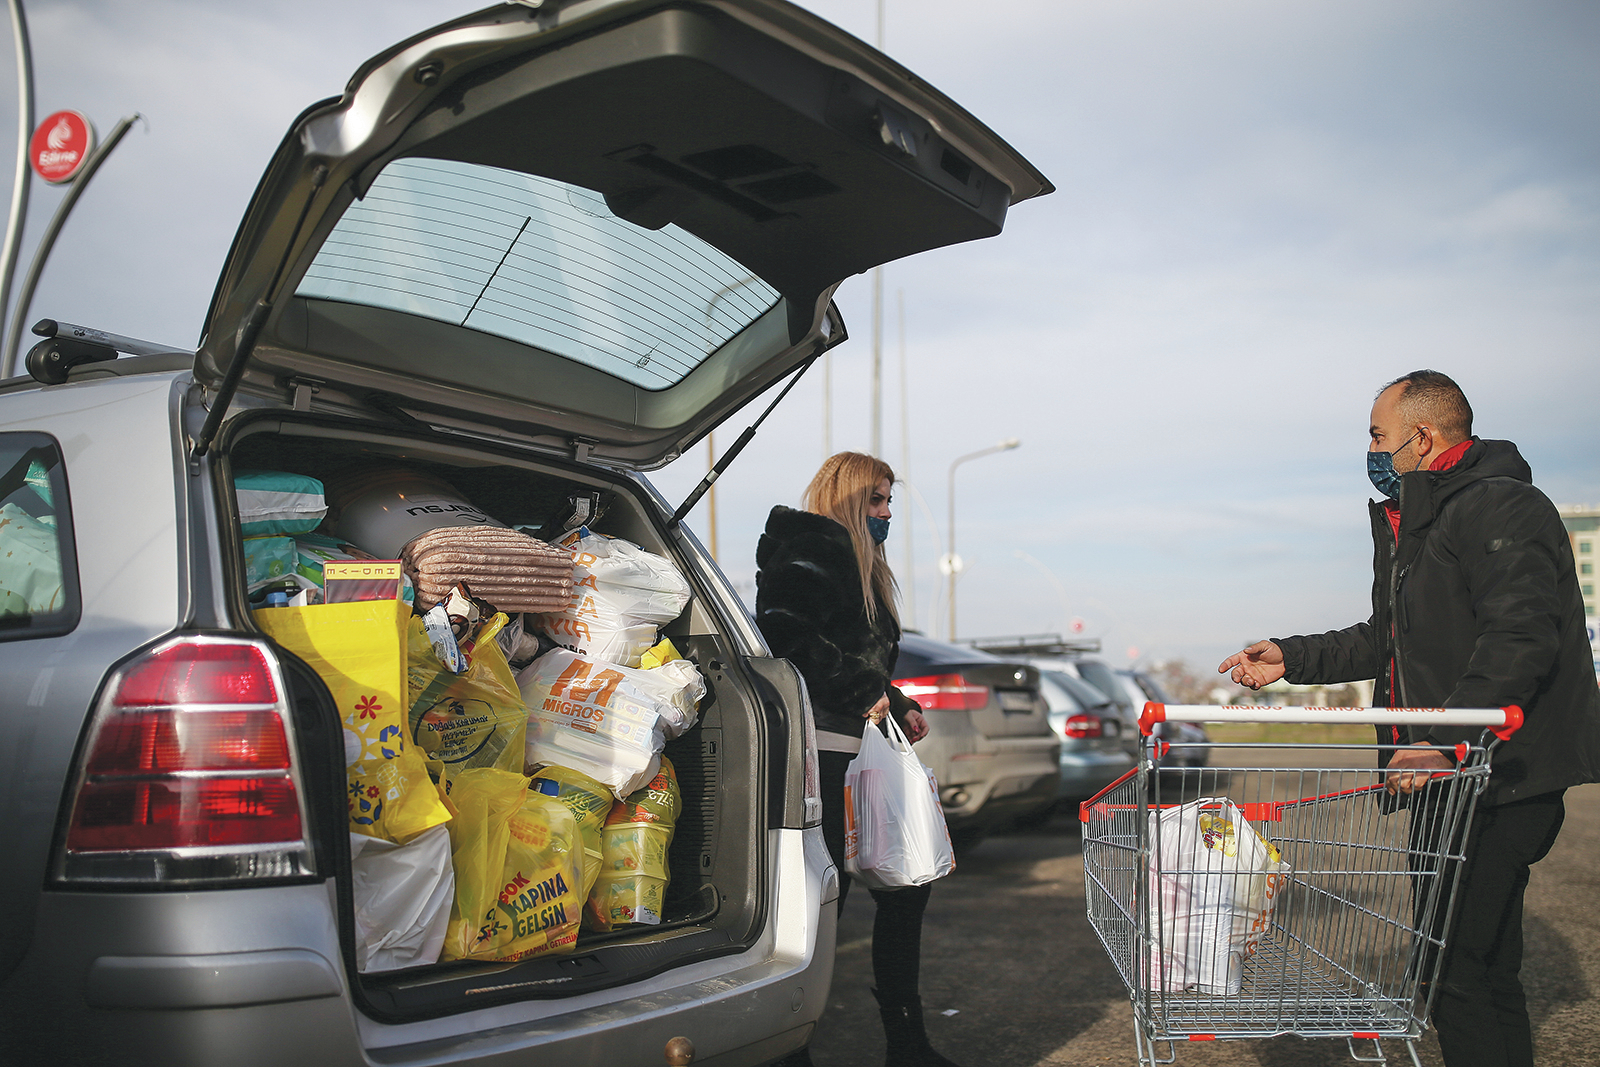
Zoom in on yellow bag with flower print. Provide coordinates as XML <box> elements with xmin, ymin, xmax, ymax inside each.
<box><xmin>256</xmin><ymin>599</ymin><xmax>450</xmax><ymax>843</ymax></box>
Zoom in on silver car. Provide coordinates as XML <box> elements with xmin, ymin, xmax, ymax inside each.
<box><xmin>0</xmin><ymin>3</ymin><xmax>1047</xmax><ymax>1064</ymax></box>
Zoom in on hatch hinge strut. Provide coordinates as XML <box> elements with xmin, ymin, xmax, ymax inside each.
<box><xmin>668</xmin><ymin>351</ymin><xmax>821</xmax><ymax>530</ymax></box>
<box><xmin>190</xmin><ymin>163</ymin><xmax>329</xmax><ymax>461</ymax></box>
<box><xmin>288</xmin><ymin>376</ymin><xmax>323</xmax><ymax>412</ymax></box>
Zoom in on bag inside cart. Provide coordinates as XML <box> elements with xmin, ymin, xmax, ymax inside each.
<box><xmin>1146</xmin><ymin>797</ymin><xmax>1291</xmax><ymax>995</ymax></box>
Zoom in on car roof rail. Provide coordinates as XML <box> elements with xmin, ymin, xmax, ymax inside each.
<box><xmin>25</xmin><ymin>319</ymin><xmax>191</xmax><ymax>385</ymax></box>
<box><xmin>964</xmin><ymin>633</ymin><xmax>1103</xmax><ymax>657</ymax></box>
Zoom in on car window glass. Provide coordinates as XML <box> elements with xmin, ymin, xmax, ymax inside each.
<box><xmin>295</xmin><ymin>158</ymin><xmax>782</xmax><ymax>391</ymax></box>
<box><xmin>0</xmin><ymin>434</ymin><xmax>80</xmax><ymax>638</ymax></box>
<box><xmin>1039</xmin><ymin>673</ymin><xmax>1083</xmax><ymax>714</ymax></box>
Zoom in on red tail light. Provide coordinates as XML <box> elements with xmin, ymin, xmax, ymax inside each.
<box><xmin>894</xmin><ymin>673</ymin><xmax>989</xmax><ymax>711</ymax></box>
<box><xmin>57</xmin><ymin>636</ymin><xmax>314</xmax><ymax>884</ymax></box>
<box><xmin>1064</xmin><ymin>714</ymin><xmax>1103</xmax><ymax>739</ymax></box>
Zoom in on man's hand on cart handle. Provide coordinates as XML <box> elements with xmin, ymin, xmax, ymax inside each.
<box><xmin>1385</xmin><ymin>744</ymin><xmax>1454</xmax><ymax>795</ymax></box>
<box><xmin>1218</xmin><ymin>640</ymin><xmax>1286</xmax><ymax>690</ymax></box>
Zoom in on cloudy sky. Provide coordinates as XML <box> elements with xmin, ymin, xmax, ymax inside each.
<box><xmin>4</xmin><ymin>0</ymin><xmax>1596</xmax><ymax>672</ymax></box>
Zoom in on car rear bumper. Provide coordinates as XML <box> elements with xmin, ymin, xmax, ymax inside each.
<box><xmin>1055</xmin><ymin>748</ymin><xmax>1136</xmax><ymax>801</ymax></box>
<box><xmin>939</xmin><ymin>739</ymin><xmax>1060</xmax><ymax>831</ymax></box>
<box><xmin>0</xmin><ymin>829</ymin><xmax>837</xmax><ymax>1067</ymax></box>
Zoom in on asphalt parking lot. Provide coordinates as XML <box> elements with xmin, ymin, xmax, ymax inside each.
<box><xmin>805</xmin><ymin>770</ymin><xmax>1600</xmax><ymax>1067</ymax></box>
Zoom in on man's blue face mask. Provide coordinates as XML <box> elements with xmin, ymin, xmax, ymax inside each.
<box><xmin>866</xmin><ymin>515</ymin><xmax>890</xmax><ymax>544</ymax></box>
<box><xmin>1367</xmin><ymin>430</ymin><xmax>1422</xmax><ymax>499</ymax></box>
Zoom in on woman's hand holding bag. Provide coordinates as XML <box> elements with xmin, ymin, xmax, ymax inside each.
<box><xmin>842</xmin><ymin>714</ymin><xmax>956</xmax><ymax>889</ymax></box>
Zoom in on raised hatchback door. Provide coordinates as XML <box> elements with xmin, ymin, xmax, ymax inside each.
<box><xmin>195</xmin><ymin>0</ymin><xmax>1050</xmax><ymax>468</ymax></box>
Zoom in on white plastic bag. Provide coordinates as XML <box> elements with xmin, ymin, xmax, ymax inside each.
<box><xmin>518</xmin><ymin>647</ymin><xmax>705</xmax><ymax>800</ymax></box>
<box><xmin>537</xmin><ymin>529</ymin><xmax>692</xmax><ymax>667</ymax></box>
<box><xmin>349</xmin><ymin>824</ymin><xmax>455</xmax><ymax>972</ymax></box>
<box><xmin>1145</xmin><ymin>797</ymin><xmax>1291</xmax><ymax>994</ymax></box>
<box><xmin>843</xmin><ymin>716</ymin><xmax>955</xmax><ymax>890</ymax></box>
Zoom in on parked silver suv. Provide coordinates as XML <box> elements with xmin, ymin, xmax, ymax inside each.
<box><xmin>0</xmin><ymin>3</ymin><xmax>1046</xmax><ymax>1065</ymax></box>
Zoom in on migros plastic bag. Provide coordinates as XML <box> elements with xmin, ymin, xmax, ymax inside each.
<box><xmin>1146</xmin><ymin>797</ymin><xmax>1292</xmax><ymax>995</ymax></box>
<box><xmin>441</xmin><ymin>767</ymin><xmax>585</xmax><ymax>962</ymax></box>
<box><xmin>586</xmin><ymin>756</ymin><xmax>681</xmax><ymax>931</ymax></box>
<box><xmin>519</xmin><ymin>646</ymin><xmax>704</xmax><ymax>800</ymax></box>
<box><xmin>407</xmin><ymin>612</ymin><xmax>527</xmax><ymax>773</ymax></box>
<box><xmin>537</xmin><ymin>529</ymin><xmax>691</xmax><ymax>667</ymax></box>
<box><xmin>256</xmin><ymin>599</ymin><xmax>450</xmax><ymax>843</ymax></box>
<box><xmin>844</xmin><ymin>716</ymin><xmax>955</xmax><ymax>890</ymax></box>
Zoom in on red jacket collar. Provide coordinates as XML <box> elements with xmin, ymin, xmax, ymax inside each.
<box><xmin>1383</xmin><ymin>439</ymin><xmax>1473</xmax><ymax>540</ymax></box>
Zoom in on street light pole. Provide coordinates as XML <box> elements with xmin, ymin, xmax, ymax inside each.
<box><xmin>0</xmin><ymin>0</ymin><xmax>33</xmax><ymax>364</ymax></box>
<box><xmin>944</xmin><ymin>437</ymin><xmax>1019</xmax><ymax>641</ymax></box>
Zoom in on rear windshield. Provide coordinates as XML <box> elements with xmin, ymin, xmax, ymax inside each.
<box><xmin>0</xmin><ymin>433</ymin><xmax>80</xmax><ymax>639</ymax></box>
<box><xmin>295</xmin><ymin>158</ymin><xmax>782</xmax><ymax>391</ymax></box>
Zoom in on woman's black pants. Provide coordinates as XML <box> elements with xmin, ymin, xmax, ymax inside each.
<box><xmin>817</xmin><ymin>750</ymin><xmax>932</xmax><ymax>1002</ymax></box>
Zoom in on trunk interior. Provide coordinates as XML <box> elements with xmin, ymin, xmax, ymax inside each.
<box><xmin>222</xmin><ymin>416</ymin><xmax>768</xmax><ymax>1020</ymax></box>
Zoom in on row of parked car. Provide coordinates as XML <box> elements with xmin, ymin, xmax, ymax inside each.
<box><xmin>889</xmin><ymin>633</ymin><xmax>1209</xmax><ymax>844</ymax></box>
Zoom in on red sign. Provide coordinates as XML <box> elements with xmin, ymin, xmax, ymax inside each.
<box><xmin>29</xmin><ymin>110</ymin><xmax>95</xmax><ymax>184</ymax></box>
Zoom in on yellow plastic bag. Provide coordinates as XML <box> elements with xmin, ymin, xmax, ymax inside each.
<box><xmin>256</xmin><ymin>599</ymin><xmax>450</xmax><ymax>843</ymax></box>
<box><xmin>529</xmin><ymin>764</ymin><xmax>613</xmax><ymax>902</ymax></box>
<box><xmin>442</xmin><ymin>767</ymin><xmax>585</xmax><ymax>962</ymax></box>
<box><xmin>407</xmin><ymin>613</ymin><xmax>527</xmax><ymax>773</ymax></box>
<box><xmin>586</xmin><ymin>756</ymin><xmax>680</xmax><ymax>931</ymax></box>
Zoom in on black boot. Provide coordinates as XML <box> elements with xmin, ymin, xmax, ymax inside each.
<box><xmin>872</xmin><ymin>988</ymin><xmax>965</xmax><ymax>1067</ymax></box>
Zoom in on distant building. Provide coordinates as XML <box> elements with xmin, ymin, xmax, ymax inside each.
<box><xmin>1559</xmin><ymin>504</ymin><xmax>1599</xmax><ymax>621</ymax></box>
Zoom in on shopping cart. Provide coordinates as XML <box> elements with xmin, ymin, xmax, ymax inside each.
<box><xmin>1079</xmin><ymin>703</ymin><xmax>1522</xmax><ymax>1067</ymax></box>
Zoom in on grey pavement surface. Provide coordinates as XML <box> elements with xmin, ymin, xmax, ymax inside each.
<box><xmin>805</xmin><ymin>774</ymin><xmax>1600</xmax><ymax>1067</ymax></box>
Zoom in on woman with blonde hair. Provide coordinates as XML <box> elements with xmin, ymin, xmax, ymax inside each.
<box><xmin>755</xmin><ymin>452</ymin><xmax>960</xmax><ymax>1067</ymax></box>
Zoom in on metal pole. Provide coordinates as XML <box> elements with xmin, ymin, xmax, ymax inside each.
<box><xmin>706</xmin><ymin>430</ymin><xmax>718</xmax><ymax>559</ymax></box>
<box><xmin>3</xmin><ymin>113</ymin><xmax>138</xmax><ymax>374</ymax></box>
<box><xmin>870</xmin><ymin>266</ymin><xmax>881</xmax><ymax>456</ymax></box>
<box><xmin>897</xmin><ymin>288</ymin><xmax>914</xmax><ymax>626</ymax></box>
<box><xmin>0</xmin><ymin>0</ymin><xmax>32</xmax><ymax>378</ymax></box>
<box><xmin>945</xmin><ymin>438</ymin><xmax>1020</xmax><ymax>640</ymax></box>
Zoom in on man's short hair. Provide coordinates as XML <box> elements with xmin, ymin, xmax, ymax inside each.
<box><xmin>1383</xmin><ymin>369</ymin><xmax>1473</xmax><ymax>442</ymax></box>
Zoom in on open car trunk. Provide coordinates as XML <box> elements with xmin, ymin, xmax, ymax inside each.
<box><xmin>221</xmin><ymin>415</ymin><xmax>771</xmax><ymax>1020</ymax></box>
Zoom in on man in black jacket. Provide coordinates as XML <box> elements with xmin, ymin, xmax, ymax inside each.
<box><xmin>1218</xmin><ymin>370</ymin><xmax>1600</xmax><ymax>1067</ymax></box>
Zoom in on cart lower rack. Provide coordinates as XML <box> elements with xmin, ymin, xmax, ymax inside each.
<box><xmin>1080</xmin><ymin>704</ymin><xmax>1521</xmax><ymax>1067</ymax></box>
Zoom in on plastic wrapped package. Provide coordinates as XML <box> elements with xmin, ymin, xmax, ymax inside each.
<box><xmin>234</xmin><ymin>470</ymin><xmax>327</xmax><ymax>537</ymax></box>
<box><xmin>407</xmin><ymin>612</ymin><xmax>527</xmax><ymax>773</ymax></box>
<box><xmin>537</xmin><ymin>528</ymin><xmax>692</xmax><ymax>667</ymax></box>
<box><xmin>243</xmin><ymin>532</ymin><xmax>373</xmax><ymax>598</ymax></box>
<box><xmin>401</xmin><ymin>526</ymin><xmax>572</xmax><ymax>614</ymax></box>
<box><xmin>440</xmin><ymin>767</ymin><xmax>585</xmax><ymax>962</ymax></box>
<box><xmin>0</xmin><ymin>503</ymin><xmax>64</xmax><ymax>616</ymax></box>
<box><xmin>586</xmin><ymin>757</ymin><xmax>681</xmax><ymax>931</ymax></box>
<box><xmin>350</xmin><ymin>824</ymin><xmax>454</xmax><ymax>972</ymax></box>
<box><xmin>518</xmin><ymin>647</ymin><xmax>705</xmax><ymax>799</ymax></box>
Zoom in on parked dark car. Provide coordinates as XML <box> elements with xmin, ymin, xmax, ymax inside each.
<box><xmin>891</xmin><ymin>634</ymin><xmax>1059</xmax><ymax>846</ymax></box>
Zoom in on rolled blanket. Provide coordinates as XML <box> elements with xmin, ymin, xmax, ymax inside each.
<box><xmin>402</xmin><ymin>526</ymin><xmax>574</xmax><ymax>613</ymax></box>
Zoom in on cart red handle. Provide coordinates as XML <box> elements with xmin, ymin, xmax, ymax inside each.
<box><xmin>1138</xmin><ymin>702</ymin><xmax>1522</xmax><ymax>742</ymax></box>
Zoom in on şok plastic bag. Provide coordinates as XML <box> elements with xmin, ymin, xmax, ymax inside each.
<box><xmin>844</xmin><ymin>716</ymin><xmax>955</xmax><ymax>890</ymax></box>
<box><xmin>537</xmin><ymin>528</ymin><xmax>692</xmax><ymax>668</ymax></box>
<box><xmin>407</xmin><ymin>612</ymin><xmax>527</xmax><ymax>773</ymax></box>
<box><xmin>1145</xmin><ymin>797</ymin><xmax>1292</xmax><ymax>994</ymax></box>
<box><xmin>441</xmin><ymin>767</ymin><xmax>585</xmax><ymax>962</ymax></box>
<box><xmin>518</xmin><ymin>646</ymin><xmax>704</xmax><ymax>800</ymax></box>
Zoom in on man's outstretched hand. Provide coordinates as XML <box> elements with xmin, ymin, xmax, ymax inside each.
<box><xmin>1218</xmin><ymin>640</ymin><xmax>1286</xmax><ymax>690</ymax></box>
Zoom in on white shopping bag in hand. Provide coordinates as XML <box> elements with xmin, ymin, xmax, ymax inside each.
<box><xmin>843</xmin><ymin>715</ymin><xmax>956</xmax><ymax>889</ymax></box>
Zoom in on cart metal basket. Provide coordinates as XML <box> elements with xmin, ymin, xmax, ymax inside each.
<box><xmin>1080</xmin><ymin>703</ymin><xmax>1522</xmax><ymax>1067</ymax></box>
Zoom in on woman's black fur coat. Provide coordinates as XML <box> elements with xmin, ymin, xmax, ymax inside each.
<box><xmin>754</xmin><ymin>505</ymin><xmax>916</xmax><ymax>737</ymax></box>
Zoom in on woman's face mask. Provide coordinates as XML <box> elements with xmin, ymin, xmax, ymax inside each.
<box><xmin>1367</xmin><ymin>429</ymin><xmax>1422</xmax><ymax>499</ymax></box>
<box><xmin>866</xmin><ymin>515</ymin><xmax>890</xmax><ymax>544</ymax></box>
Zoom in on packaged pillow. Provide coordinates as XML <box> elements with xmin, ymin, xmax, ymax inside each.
<box><xmin>235</xmin><ymin>470</ymin><xmax>328</xmax><ymax>537</ymax></box>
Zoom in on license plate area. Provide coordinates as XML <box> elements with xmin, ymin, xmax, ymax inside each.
<box><xmin>996</xmin><ymin>689</ymin><xmax>1034</xmax><ymax>714</ymax></box>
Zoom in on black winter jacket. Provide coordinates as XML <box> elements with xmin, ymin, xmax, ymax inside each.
<box><xmin>1275</xmin><ymin>439</ymin><xmax>1600</xmax><ymax>805</ymax></box>
<box><xmin>754</xmin><ymin>506</ymin><xmax>916</xmax><ymax>737</ymax></box>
